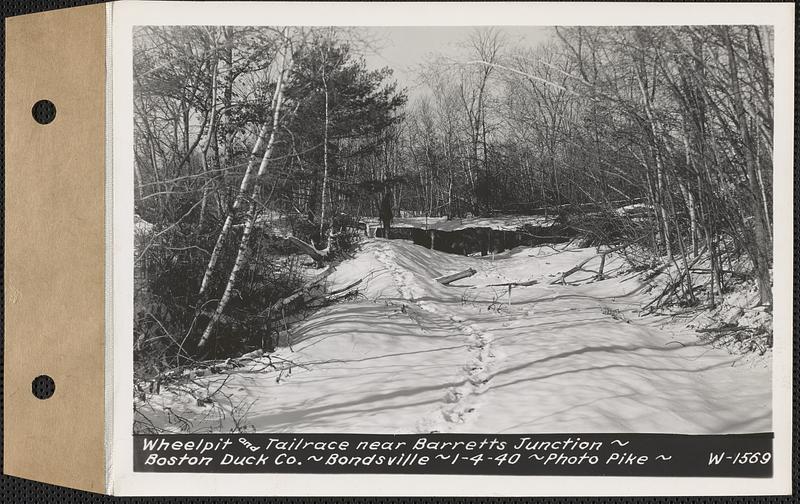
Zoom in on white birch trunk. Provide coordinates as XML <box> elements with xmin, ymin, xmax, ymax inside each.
<box><xmin>198</xmin><ymin>30</ymin><xmax>291</xmax><ymax>348</ymax></box>
<box><xmin>198</xmin><ymin>32</ymin><xmax>287</xmax><ymax>297</ymax></box>
<box><xmin>319</xmin><ymin>58</ymin><xmax>330</xmax><ymax>237</ymax></box>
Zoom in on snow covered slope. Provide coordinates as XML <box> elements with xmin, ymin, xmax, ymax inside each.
<box><xmin>136</xmin><ymin>239</ymin><xmax>771</xmax><ymax>435</ymax></box>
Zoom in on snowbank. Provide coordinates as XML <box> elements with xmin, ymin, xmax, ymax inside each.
<box><xmin>136</xmin><ymin>239</ymin><xmax>771</xmax><ymax>435</ymax></box>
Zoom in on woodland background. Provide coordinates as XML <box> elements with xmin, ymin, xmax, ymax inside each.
<box><xmin>133</xmin><ymin>25</ymin><xmax>774</xmax><ymax>379</ymax></box>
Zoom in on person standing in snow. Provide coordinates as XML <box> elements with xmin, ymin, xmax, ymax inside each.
<box><xmin>380</xmin><ymin>190</ymin><xmax>393</xmax><ymax>239</ymax></box>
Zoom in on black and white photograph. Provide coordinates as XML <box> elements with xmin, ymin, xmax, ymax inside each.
<box><xmin>131</xmin><ymin>21</ymin><xmax>776</xmax><ymax>439</ymax></box>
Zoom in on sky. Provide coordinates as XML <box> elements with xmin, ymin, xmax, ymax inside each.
<box><xmin>360</xmin><ymin>26</ymin><xmax>554</xmax><ymax>99</ymax></box>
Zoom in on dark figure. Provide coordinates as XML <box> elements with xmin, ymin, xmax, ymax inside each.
<box><xmin>380</xmin><ymin>191</ymin><xmax>393</xmax><ymax>239</ymax></box>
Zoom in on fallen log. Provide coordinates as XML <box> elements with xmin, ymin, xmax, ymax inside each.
<box><xmin>696</xmin><ymin>323</ymin><xmax>739</xmax><ymax>334</ymax></box>
<box><xmin>550</xmin><ymin>240</ymin><xmax>640</xmax><ymax>285</ymax></box>
<box><xmin>550</xmin><ymin>255</ymin><xmax>597</xmax><ymax>285</ymax></box>
<box><xmin>642</xmin><ymin>246</ymin><xmax>708</xmax><ymax>311</ymax></box>
<box><xmin>435</xmin><ymin>267</ymin><xmax>477</xmax><ymax>285</ymax></box>
<box><xmin>485</xmin><ymin>279</ymin><xmax>538</xmax><ymax>288</ymax></box>
<box><xmin>326</xmin><ymin>278</ymin><xmax>363</xmax><ymax>297</ymax></box>
<box><xmin>266</xmin><ymin>266</ymin><xmax>335</xmax><ymax>313</ymax></box>
<box><xmin>287</xmin><ymin>234</ymin><xmax>332</xmax><ymax>263</ymax></box>
<box><xmin>261</xmin><ymin>270</ymin><xmax>363</xmax><ymax>337</ymax></box>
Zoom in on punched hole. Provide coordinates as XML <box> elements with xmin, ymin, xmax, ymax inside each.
<box><xmin>31</xmin><ymin>375</ymin><xmax>55</xmax><ymax>400</ymax></box>
<box><xmin>31</xmin><ymin>100</ymin><xmax>56</xmax><ymax>125</ymax></box>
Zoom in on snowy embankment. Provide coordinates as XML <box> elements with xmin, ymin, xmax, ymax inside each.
<box><xmin>135</xmin><ymin>239</ymin><xmax>771</xmax><ymax>435</ymax></box>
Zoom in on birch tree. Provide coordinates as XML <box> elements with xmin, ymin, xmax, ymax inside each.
<box><xmin>198</xmin><ymin>28</ymin><xmax>292</xmax><ymax>349</ymax></box>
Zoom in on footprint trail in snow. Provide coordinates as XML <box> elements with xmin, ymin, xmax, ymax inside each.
<box><xmin>373</xmin><ymin>241</ymin><xmax>502</xmax><ymax>433</ymax></box>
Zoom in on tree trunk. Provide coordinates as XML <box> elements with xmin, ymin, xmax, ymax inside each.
<box><xmin>199</xmin><ymin>31</ymin><xmax>220</xmax><ymax>227</ymax></box>
<box><xmin>319</xmin><ymin>51</ymin><xmax>331</xmax><ymax>237</ymax></box>
<box><xmin>724</xmin><ymin>27</ymin><xmax>772</xmax><ymax>306</ymax></box>
<box><xmin>198</xmin><ymin>31</ymin><xmax>291</xmax><ymax>348</ymax></box>
<box><xmin>198</xmin><ymin>35</ymin><xmax>288</xmax><ymax>297</ymax></box>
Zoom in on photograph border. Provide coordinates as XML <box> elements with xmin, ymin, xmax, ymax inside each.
<box><xmin>111</xmin><ymin>1</ymin><xmax>794</xmax><ymax>496</ymax></box>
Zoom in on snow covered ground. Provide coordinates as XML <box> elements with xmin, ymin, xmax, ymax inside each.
<box><xmin>135</xmin><ymin>239</ymin><xmax>771</xmax><ymax>435</ymax></box>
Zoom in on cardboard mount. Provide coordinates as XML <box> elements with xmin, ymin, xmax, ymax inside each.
<box><xmin>4</xmin><ymin>3</ymin><xmax>108</xmax><ymax>494</ymax></box>
<box><xmin>1</xmin><ymin>1</ymin><xmax>793</xmax><ymax>497</ymax></box>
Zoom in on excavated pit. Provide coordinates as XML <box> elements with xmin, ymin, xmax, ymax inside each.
<box><xmin>375</xmin><ymin>223</ymin><xmax>575</xmax><ymax>256</ymax></box>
